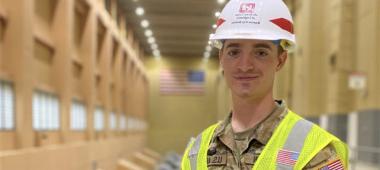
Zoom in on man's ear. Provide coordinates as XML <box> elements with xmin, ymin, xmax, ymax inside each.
<box><xmin>276</xmin><ymin>51</ymin><xmax>288</xmax><ymax>71</ymax></box>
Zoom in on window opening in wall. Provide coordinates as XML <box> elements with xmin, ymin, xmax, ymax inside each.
<box><xmin>96</xmin><ymin>20</ymin><xmax>106</xmax><ymax>65</ymax></box>
<box><xmin>94</xmin><ymin>107</ymin><xmax>104</xmax><ymax>131</ymax></box>
<box><xmin>329</xmin><ymin>53</ymin><xmax>337</xmax><ymax>72</ymax></box>
<box><xmin>0</xmin><ymin>14</ymin><xmax>6</xmax><ymax>42</ymax></box>
<box><xmin>70</xmin><ymin>100</ymin><xmax>86</xmax><ymax>131</ymax></box>
<box><xmin>111</xmin><ymin>39</ymin><xmax>119</xmax><ymax>67</ymax></box>
<box><xmin>72</xmin><ymin>62</ymin><xmax>83</xmax><ymax>95</ymax></box>
<box><xmin>34</xmin><ymin>40</ymin><xmax>54</xmax><ymax>65</ymax></box>
<box><xmin>109</xmin><ymin>112</ymin><xmax>116</xmax><ymax>130</ymax></box>
<box><xmin>74</xmin><ymin>0</ymin><xmax>89</xmax><ymax>51</ymax></box>
<box><xmin>119</xmin><ymin>114</ymin><xmax>126</xmax><ymax>130</ymax></box>
<box><xmin>124</xmin><ymin>22</ymin><xmax>128</xmax><ymax>40</ymax></box>
<box><xmin>32</xmin><ymin>90</ymin><xmax>60</xmax><ymax>131</ymax></box>
<box><xmin>0</xmin><ymin>80</ymin><xmax>15</xmax><ymax>130</ymax></box>
<box><xmin>122</xmin><ymin>53</ymin><xmax>127</xmax><ymax>73</ymax></box>
<box><xmin>34</xmin><ymin>0</ymin><xmax>57</xmax><ymax>25</ymax></box>
<box><xmin>0</xmin><ymin>18</ymin><xmax>5</xmax><ymax>71</ymax></box>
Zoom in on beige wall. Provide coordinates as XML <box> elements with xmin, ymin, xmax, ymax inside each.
<box><xmin>215</xmin><ymin>72</ymin><xmax>231</xmax><ymax>121</ymax></box>
<box><xmin>145</xmin><ymin>56</ymin><xmax>221</xmax><ymax>154</ymax></box>
<box><xmin>274</xmin><ymin>0</ymin><xmax>380</xmax><ymax>117</ymax></box>
<box><xmin>0</xmin><ymin>0</ymin><xmax>148</xmax><ymax>170</ymax></box>
<box><xmin>355</xmin><ymin>0</ymin><xmax>380</xmax><ymax>110</ymax></box>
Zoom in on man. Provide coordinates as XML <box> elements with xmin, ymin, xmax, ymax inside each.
<box><xmin>181</xmin><ymin>0</ymin><xmax>348</xmax><ymax>169</ymax></box>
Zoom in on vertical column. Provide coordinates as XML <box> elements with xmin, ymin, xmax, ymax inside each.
<box><xmin>2</xmin><ymin>0</ymin><xmax>34</xmax><ymax>148</ymax></box>
<box><xmin>291</xmin><ymin>0</ymin><xmax>311</xmax><ymax>115</ymax></box>
<box><xmin>52</xmin><ymin>0</ymin><xmax>74</xmax><ymax>143</ymax></box>
<box><xmin>348</xmin><ymin>112</ymin><xmax>358</xmax><ymax>168</ymax></box>
<box><xmin>81</xmin><ymin>2</ymin><xmax>97</xmax><ymax>141</ymax></box>
<box><xmin>356</xmin><ymin>0</ymin><xmax>378</xmax><ymax>110</ymax></box>
<box><xmin>99</xmin><ymin>28</ymin><xmax>111</xmax><ymax>139</ymax></box>
<box><xmin>335</xmin><ymin>0</ymin><xmax>356</xmax><ymax>112</ymax></box>
<box><xmin>319</xmin><ymin>115</ymin><xmax>329</xmax><ymax>130</ymax></box>
<box><xmin>376</xmin><ymin>0</ymin><xmax>380</xmax><ymax>108</ymax></box>
<box><xmin>111</xmin><ymin>42</ymin><xmax>122</xmax><ymax>137</ymax></box>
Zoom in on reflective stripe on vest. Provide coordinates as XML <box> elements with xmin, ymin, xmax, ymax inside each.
<box><xmin>277</xmin><ymin>119</ymin><xmax>313</xmax><ymax>169</ymax></box>
<box><xmin>189</xmin><ymin>134</ymin><xmax>202</xmax><ymax>169</ymax></box>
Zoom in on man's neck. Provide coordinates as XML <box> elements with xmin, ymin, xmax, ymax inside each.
<box><xmin>230</xmin><ymin>93</ymin><xmax>276</xmax><ymax>133</ymax></box>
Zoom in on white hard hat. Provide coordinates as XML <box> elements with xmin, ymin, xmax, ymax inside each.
<box><xmin>210</xmin><ymin>0</ymin><xmax>296</xmax><ymax>51</ymax></box>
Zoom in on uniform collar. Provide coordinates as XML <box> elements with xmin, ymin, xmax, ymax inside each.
<box><xmin>214</xmin><ymin>100</ymin><xmax>288</xmax><ymax>146</ymax></box>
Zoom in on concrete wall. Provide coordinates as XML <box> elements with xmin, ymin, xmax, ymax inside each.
<box><xmin>355</xmin><ymin>0</ymin><xmax>380</xmax><ymax>110</ymax></box>
<box><xmin>215</xmin><ymin>72</ymin><xmax>231</xmax><ymax>121</ymax></box>
<box><xmin>145</xmin><ymin>56</ymin><xmax>220</xmax><ymax>154</ymax></box>
<box><xmin>0</xmin><ymin>0</ymin><xmax>148</xmax><ymax>169</ymax></box>
<box><xmin>275</xmin><ymin>0</ymin><xmax>380</xmax><ymax>117</ymax></box>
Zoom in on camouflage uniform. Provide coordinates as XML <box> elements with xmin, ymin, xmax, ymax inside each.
<box><xmin>207</xmin><ymin>100</ymin><xmax>339</xmax><ymax>170</ymax></box>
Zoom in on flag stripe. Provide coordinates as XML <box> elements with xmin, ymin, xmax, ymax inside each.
<box><xmin>277</xmin><ymin>149</ymin><xmax>299</xmax><ymax>166</ymax></box>
<box><xmin>319</xmin><ymin>159</ymin><xmax>344</xmax><ymax>170</ymax></box>
<box><xmin>159</xmin><ymin>69</ymin><xmax>204</xmax><ymax>95</ymax></box>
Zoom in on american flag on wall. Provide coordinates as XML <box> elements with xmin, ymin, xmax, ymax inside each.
<box><xmin>159</xmin><ymin>69</ymin><xmax>205</xmax><ymax>95</ymax></box>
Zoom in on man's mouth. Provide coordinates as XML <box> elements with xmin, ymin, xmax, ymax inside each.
<box><xmin>234</xmin><ymin>75</ymin><xmax>259</xmax><ymax>81</ymax></box>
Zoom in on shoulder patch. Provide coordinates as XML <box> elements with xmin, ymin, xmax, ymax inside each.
<box><xmin>318</xmin><ymin>158</ymin><xmax>344</xmax><ymax>170</ymax></box>
<box><xmin>276</xmin><ymin>149</ymin><xmax>299</xmax><ymax>166</ymax></box>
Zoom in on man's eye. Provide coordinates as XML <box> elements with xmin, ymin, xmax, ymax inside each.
<box><xmin>227</xmin><ymin>50</ymin><xmax>240</xmax><ymax>57</ymax></box>
<box><xmin>255</xmin><ymin>50</ymin><xmax>269</xmax><ymax>58</ymax></box>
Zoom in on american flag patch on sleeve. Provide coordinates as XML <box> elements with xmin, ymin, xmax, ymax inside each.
<box><xmin>319</xmin><ymin>159</ymin><xmax>344</xmax><ymax>170</ymax></box>
<box><xmin>276</xmin><ymin>149</ymin><xmax>299</xmax><ymax>166</ymax></box>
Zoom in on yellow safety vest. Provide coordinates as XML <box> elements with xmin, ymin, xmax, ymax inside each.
<box><xmin>181</xmin><ymin>110</ymin><xmax>348</xmax><ymax>170</ymax></box>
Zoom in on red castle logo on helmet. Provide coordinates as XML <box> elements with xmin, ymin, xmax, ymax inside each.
<box><xmin>239</xmin><ymin>3</ymin><xmax>255</xmax><ymax>13</ymax></box>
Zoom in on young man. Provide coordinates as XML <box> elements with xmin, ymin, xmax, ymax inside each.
<box><xmin>181</xmin><ymin>0</ymin><xmax>348</xmax><ymax>169</ymax></box>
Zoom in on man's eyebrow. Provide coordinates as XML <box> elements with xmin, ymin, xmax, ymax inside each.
<box><xmin>254</xmin><ymin>43</ymin><xmax>273</xmax><ymax>50</ymax></box>
<box><xmin>225</xmin><ymin>43</ymin><xmax>240</xmax><ymax>49</ymax></box>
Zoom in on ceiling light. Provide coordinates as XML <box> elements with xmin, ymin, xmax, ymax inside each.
<box><xmin>206</xmin><ymin>46</ymin><xmax>212</xmax><ymax>52</ymax></box>
<box><xmin>153</xmin><ymin>50</ymin><xmax>161</xmax><ymax>57</ymax></box>
<box><xmin>148</xmin><ymin>37</ymin><xmax>155</xmax><ymax>44</ymax></box>
<box><xmin>135</xmin><ymin>7</ymin><xmax>144</xmax><ymax>16</ymax></box>
<box><xmin>215</xmin><ymin>12</ymin><xmax>221</xmax><ymax>17</ymax></box>
<box><xmin>208</xmin><ymin>41</ymin><xmax>211</xmax><ymax>45</ymax></box>
<box><xmin>144</xmin><ymin>29</ymin><xmax>153</xmax><ymax>37</ymax></box>
<box><xmin>141</xmin><ymin>20</ymin><xmax>149</xmax><ymax>28</ymax></box>
<box><xmin>212</xmin><ymin>24</ymin><xmax>217</xmax><ymax>29</ymax></box>
<box><xmin>217</xmin><ymin>0</ymin><xmax>226</xmax><ymax>4</ymax></box>
<box><xmin>204</xmin><ymin>51</ymin><xmax>210</xmax><ymax>58</ymax></box>
<box><xmin>151</xmin><ymin>43</ymin><xmax>158</xmax><ymax>50</ymax></box>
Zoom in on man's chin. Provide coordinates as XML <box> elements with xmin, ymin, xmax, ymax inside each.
<box><xmin>235</xmin><ymin>90</ymin><xmax>254</xmax><ymax>98</ymax></box>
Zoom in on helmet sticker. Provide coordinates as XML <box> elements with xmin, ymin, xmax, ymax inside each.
<box><xmin>239</xmin><ymin>3</ymin><xmax>255</xmax><ymax>14</ymax></box>
<box><xmin>231</xmin><ymin>2</ymin><xmax>261</xmax><ymax>25</ymax></box>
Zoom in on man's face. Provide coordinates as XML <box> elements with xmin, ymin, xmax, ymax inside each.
<box><xmin>219</xmin><ymin>39</ymin><xmax>287</xmax><ymax>99</ymax></box>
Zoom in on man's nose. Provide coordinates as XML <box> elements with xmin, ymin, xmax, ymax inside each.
<box><xmin>237</xmin><ymin>54</ymin><xmax>254</xmax><ymax>72</ymax></box>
